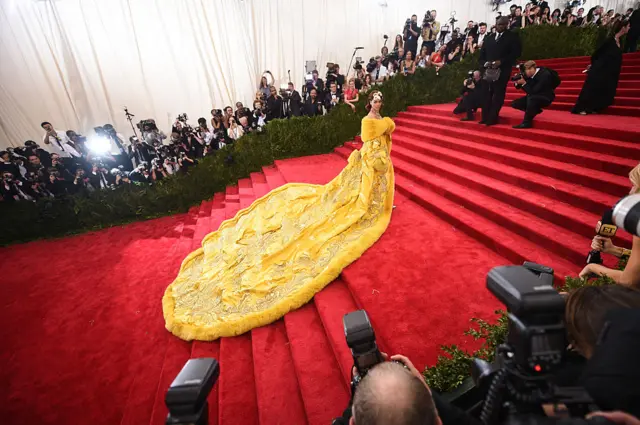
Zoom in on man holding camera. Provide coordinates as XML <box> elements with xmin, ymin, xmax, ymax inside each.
<box><xmin>324</xmin><ymin>82</ymin><xmax>341</xmax><ymax>113</ymax></box>
<box><xmin>421</xmin><ymin>11</ymin><xmax>441</xmax><ymax>55</ymax></box>
<box><xmin>286</xmin><ymin>82</ymin><xmax>303</xmax><ymax>117</ymax></box>
<box><xmin>478</xmin><ymin>16</ymin><xmax>521</xmax><ymax>126</ymax></box>
<box><xmin>453</xmin><ymin>71</ymin><xmax>486</xmax><ymax>121</ymax></box>
<box><xmin>404</xmin><ymin>15</ymin><xmax>420</xmax><ymax>59</ymax></box>
<box><xmin>510</xmin><ymin>60</ymin><xmax>557</xmax><ymax>129</ymax></box>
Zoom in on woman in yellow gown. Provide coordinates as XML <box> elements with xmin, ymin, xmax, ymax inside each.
<box><xmin>163</xmin><ymin>91</ymin><xmax>396</xmax><ymax>341</ymax></box>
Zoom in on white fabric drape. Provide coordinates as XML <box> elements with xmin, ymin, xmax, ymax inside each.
<box><xmin>0</xmin><ymin>0</ymin><xmax>635</xmax><ymax>148</ymax></box>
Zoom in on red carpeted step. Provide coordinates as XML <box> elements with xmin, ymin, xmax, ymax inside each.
<box><xmin>313</xmin><ymin>278</ymin><xmax>363</xmax><ymax>387</ymax></box>
<box><xmin>507</xmin><ymin>87</ymin><xmax>640</xmax><ymax>98</ymax></box>
<box><xmin>190</xmin><ymin>341</ymin><xmax>221</xmax><ymax>425</ymax></box>
<box><xmin>149</xmin><ymin>339</ymin><xmax>194</xmax><ymax>425</ymax></box>
<box><xmin>250</xmin><ymin>172</ymin><xmax>270</xmax><ymax>198</ymax></box>
<box><xmin>505</xmin><ymin>93</ymin><xmax>640</xmax><ymax>108</ymax></box>
<box><xmin>393</xmin><ymin>117</ymin><xmax>636</xmax><ymax>176</ymax></box>
<box><xmin>225</xmin><ymin>184</ymin><xmax>240</xmax><ymax>203</ymax></box>
<box><xmin>284</xmin><ymin>302</ymin><xmax>350</xmax><ymax>425</ymax></box>
<box><xmin>407</xmin><ymin>104</ymin><xmax>640</xmax><ymax>142</ymax></box>
<box><xmin>238</xmin><ymin>178</ymin><xmax>254</xmax><ymax>199</ymax></box>
<box><xmin>372</xmin><ymin>136</ymin><xmax>607</xmax><ymax>238</ymax></box>
<box><xmin>337</xmin><ymin>190</ymin><xmax>506</xmax><ymax>370</ymax></box>
<box><xmin>119</xmin><ymin>218</ymin><xmax>190</xmax><ymax>425</ymax></box>
<box><xmin>391</xmin><ymin>150</ymin><xmax>594</xmax><ymax>265</ymax></box>
<box><xmin>546</xmin><ymin>101</ymin><xmax>640</xmax><ymax>117</ymax></box>
<box><xmin>191</xmin><ymin>200</ymin><xmax>214</xmax><ymax>250</ymax></box>
<box><xmin>393</xmin><ymin>126</ymin><xmax>630</xmax><ymax>196</ymax></box>
<box><xmin>552</xmin><ymin>72</ymin><xmax>639</xmax><ymax>81</ymax></box>
<box><xmin>262</xmin><ymin>165</ymin><xmax>288</xmax><ymax>189</ymax></box>
<box><xmin>392</xmin><ymin>174</ymin><xmax>578</xmax><ymax>280</ymax></box>
<box><xmin>218</xmin><ymin>335</ymin><xmax>259</xmax><ymax>425</ymax></box>
<box><xmin>547</xmin><ymin>65</ymin><xmax>640</xmax><ymax>73</ymax></box>
<box><xmin>382</xmin><ymin>132</ymin><xmax>620</xmax><ymax>215</ymax></box>
<box><xmin>251</xmin><ymin>320</ymin><xmax>308</xmax><ymax>425</ymax></box>
<box><xmin>396</xmin><ymin>112</ymin><xmax>640</xmax><ymax>159</ymax></box>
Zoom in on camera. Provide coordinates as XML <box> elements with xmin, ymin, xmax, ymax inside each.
<box><xmin>165</xmin><ymin>358</ymin><xmax>219</xmax><ymax>425</ymax></box>
<box><xmin>137</xmin><ymin>119</ymin><xmax>157</xmax><ymax>132</ymax></box>
<box><xmin>176</xmin><ymin>113</ymin><xmax>189</xmax><ymax>123</ymax></box>
<box><xmin>366</xmin><ymin>57</ymin><xmax>377</xmax><ymax>73</ymax></box>
<box><xmin>472</xmin><ymin>264</ymin><xmax>609</xmax><ymax>424</ymax></box>
<box><xmin>464</xmin><ymin>70</ymin><xmax>475</xmax><ymax>86</ymax></box>
<box><xmin>613</xmin><ymin>193</ymin><xmax>640</xmax><ymax>237</ymax></box>
<box><xmin>423</xmin><ymin>10</ymin><xmax>434</xmax><ymax>27</ymax></box>
<box><xmin>343</xmin><ymin>310</ymin><xmax>384</xmax><ymax>383</ymax></box>
<box><xmin>511</xmin><ymin>63</ymin><xmax>526</xmax><ymax>82</ymax></box>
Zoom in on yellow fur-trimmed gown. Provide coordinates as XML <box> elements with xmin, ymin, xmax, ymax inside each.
<box><xmin>163</xmin><ymin>117</ymin><xmax>396</xmax><ymax>341</ymax></box>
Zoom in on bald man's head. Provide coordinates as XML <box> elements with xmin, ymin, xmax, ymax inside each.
<box><xmin>351</xmin><ymin>362</ymin><xmax>440</xmax><ymax>425</ymax></box>
<box><xmin>496</xmin><ymin>16</ymin><xmax>509</xmax><ymax>32</ymax></box>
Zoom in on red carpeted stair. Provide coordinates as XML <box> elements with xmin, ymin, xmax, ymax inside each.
<box><xmin>1</xmin><ymin>53</ymin><xmax>639</xmax><ymax>425</ymax></box>
<box><xmin>504</xmin><ymin>53</ymin><xmax>640</xmax><ymax>116</ymax></box>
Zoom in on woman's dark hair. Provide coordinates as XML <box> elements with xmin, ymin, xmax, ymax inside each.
<box><xmin>40</xmin><ymin>121</ymin><xmax>51</xmax><ymax>128</ymax></box>
<box><xmin>612</xmin><ymin>19</ymin><xmax>630</xmax><ymax>35</ymax></box>
<box><xmin>365</xmin><ymin>91</ymin><xmax>383</xmax><ymax>112</ymax></box>
<box><xmin>586</xmin><ymin>7</ymin><xmax>596</xmax><ymax>22</ymax></box>
<box><xmin>394</xmin><ymin>34</ymin><xmax>403</xmax><ymax>50</ymax></box>
<box><xmin>552</xmin><ymin>8</ymin><xmax>561</xmax><ymax>17</ymax></box>
<box><xmin>363</xmin><ymin>74</ymin><xmax>372</xmax><ymax>85</ymax></box>
<box><xmin>259</xmin><ymin>76</ymin><xmax>268</xmax><ymax>88</ymax></box>
<box><xmin>565</xmin><ymin>285</ymin><xmax>640</xmax><ymax>358</ymax></box>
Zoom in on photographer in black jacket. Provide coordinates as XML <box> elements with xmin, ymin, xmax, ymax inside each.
<box><xmin>403</xmin><ymin>15</ymin><xmax>420</xmax><ymax>59</ymax></box>
<box><xmin>478</xmin><ymin>16</ymin><xmax>521</xmax><ymax>126</ymax></box>
<box><xmin>453</xmin><ymin>70</ymin><xmax>486</xmax><ymax>121</ymax></box>
<box><xmin>510</xmin><ymin>60</ymin><xmax>557</xmax><ymax>129</ymax></box>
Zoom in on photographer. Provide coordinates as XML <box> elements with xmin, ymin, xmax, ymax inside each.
<box><xmin>403</xmin><ymin>15</ymin><xmax>420</xmax><ymax>58</ymax></box>
<box><xmin>252</xmin><ymin>100</ymin><xmax>268</xmax><ymax>127</ymax></box>
<box><xmin>227</xmin><ymin>117</ymin><xmax>244</xmax><ymax>141</ymax></box>
<box><xmin>510</xmin><ymin>60</ymin><xmax>557</xmax><ymax>129</ymax></box>
<box><xmin>26</xmin><ymin>154</ymin><xmax>49</xmax><ymax>183</ymax></box>
<box><xmin>462</xmin><ymin>35</ymin><xmax>477</xmax><ymax>58</ymax></box>
<box><xmin>87</xmin><ymin>162</ymin><xmax>112</xmax><ymax>190</ymax></box>
<box><xmin>453</xmin><ymin>70</ymin><xmax>485</xmax><ymax>121</ymax></box>
<box><xmin>1</xmin><ymin>171</ymin><xmax>33</xmax><ymax>202</ymax></box>
<box><xmin>128</xmin><ymin>136</ymin><xmax>155</xmax><ymax>168</ymax></box>
<box><xmin>141</xmin><ymin>120</ymin><xmax>166</xmax><ymax>146</ymax></box>
<box><xmin>196</xmin><ymin>117</ymin><xmax>214</xmax><ymax>146</ymax></box>
<box><xmin>325</xmin><ymin>63</ymin><xmax>345</xmax><ymax>94</ymax></box>
<box><xmin>41</xmin><ymin>121</ymin><xmax>82</xmax><ymax>159</ymax></box>
<box><xmin>304</xmin><ymin>88</ymin><xmax>323</xmax><ymax>117</ymax></box>
<box><xmin>333</xmin><ymin>352</ymin><xmax>481</xmax><ymax>425</ymax></box>
<box><xmin>222</xmin><ymin>106</ymin><xmax>234</xmax><ymax>129</ymax></box>
<box><xmin>70</xmin><ymin>167</ymin><xmax>95</xmax><ymax>195</ymax></box>
<box><xmin>304</xmin><ymin>70</ymin><xmax>325</xmax><ymax>99</ymax></box>
<box><xmin>234</xmin><ymin>102</ymin><xmax>252</xmax><ymax>125</ymax></box>
<box><xmin>478</xmin><ymin>16</ymin><xmax>521</xmax><ymax>126</ymax></box>
<box><xmin>421</xmin><ymin>10</ymin><xmax>441</xmax><ymax>55</ymax></box>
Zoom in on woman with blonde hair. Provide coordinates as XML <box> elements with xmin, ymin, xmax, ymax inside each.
<box><xmin>343</xmin><ymin>78</ymin><xmax>360</xmax><ymax>112</ymax></box>
<box><xmin>579</xmin><ymin>163</ymin><xmax>639</xmax><ymax>286</ymax></box>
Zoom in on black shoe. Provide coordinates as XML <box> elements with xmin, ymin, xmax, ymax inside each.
<box><xmin>478</xmin><ymin>120</ymin><xmax>486</xmax><ymax>124</ymax></box>
<box><xmin>512</xmin><ymin>122</ymin><xmax>532</xmax><ymax>129</ymax></box>
<box><xmin>460</xmin><ymin>117</ymin><xmax>474</xmax><ymax>122</ymax></box>
<box><xmin>484</xmin><ymin>120</ymin><xmax>498</xmax><ymax>126</ymax></box>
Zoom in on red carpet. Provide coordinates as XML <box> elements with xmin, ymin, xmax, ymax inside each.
<box><xmin>1</xmin><ymin>53</ymin><xmax>638</xmax><ymax>425</ymax></box>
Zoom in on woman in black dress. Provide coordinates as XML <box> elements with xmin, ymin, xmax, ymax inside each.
<box><xmin>572</xmin><ymin>20</ymin><xmax>630</xmax><ymax>115</ymax></box>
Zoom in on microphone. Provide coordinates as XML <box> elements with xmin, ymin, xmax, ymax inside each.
<box><xmin>586</xmin><ymin>208</ymin><xmax>618</xmax><ymax>264</ymax></box>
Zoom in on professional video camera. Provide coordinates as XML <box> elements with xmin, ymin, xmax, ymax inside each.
<box><xmin>423</xmin><ymin>10</ymin><xmax>435</xmax><ymax>28</ymax></box>
<box><xmin>471</xmin><ymin>264</ymin><xmax>611</xmax><ymax>424</ymax></box>
<box><xmin>613</xmin><ymin>193</ymin><xmax>640</xmax><ymax>237</ymax></box>
<box><xmin>137</xmin><ymin>119</ymin><xmax>157</xmax><ymax>132</ymax></box>
<box><xmin>404</xmin><ymin>18</ymin><xmax>412</xmax><ymax>32</ymax></box>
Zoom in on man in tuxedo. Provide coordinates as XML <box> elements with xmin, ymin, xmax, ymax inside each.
<box><xmin>510</xmin><ymin>61</ymin><xmax>557</xmax><ymax>129</ymax></box>
<box><xmin>324</xmin><ymin>82</ymin><xmax>341</xmax><ymax>113</ymax></box>
<box><xmin>266</xmin><ymin>86</ymin><xmax>284</xmax><ymax>121</ymax></box>
<box><xmin>286</xmin><ymin>82</ymin><xmax>303</xmax><ymax>117</ymax></box>
<box><xmin>478</xmin><ymin>16</ymin><xmax>521</xmax><ymax>126</ymax></box>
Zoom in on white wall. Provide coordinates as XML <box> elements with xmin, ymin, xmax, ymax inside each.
<box><xmin>0</xmin><ymin>0</ymin><xmax>635</xmax><ymax>148</ymax></box>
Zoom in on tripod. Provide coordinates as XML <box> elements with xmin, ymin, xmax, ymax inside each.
<box><xmin>124</xmin><ymin>107</ymin><xmax>139</xmax><ymax>140</ymax></box>
<box><xmin>346</xmin><ymin>47</ymin><xmax>364</xmax><ymax>81</ymax></box>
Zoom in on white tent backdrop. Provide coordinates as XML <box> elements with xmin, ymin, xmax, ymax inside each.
<box><xmin>0</xmin><ymin>0</ymin><xmax>635</xmax><ymax>148</ymax></box>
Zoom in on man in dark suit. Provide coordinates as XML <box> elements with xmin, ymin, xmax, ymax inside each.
<box><xmin>286</xmin><ymin>82</ymin><xmax>303</xmax><ymax>117</ymax></box>
<box><xmin>266</xmin><ymin>86</ymin><xmax>284</xmax><ymax>121</ymax></box>
<box><xmin>478</xmin><ymin>16</ymin><xmax>521</xmax><ymax>126</ymax></box>
<box><xmin>453</xmin><ymin>70</ymin><xmax>487</xmax><ymax>121</ymax></box>
<box><xmin>626</xmin><ymin>6</ymin><xmax>640</xmax><ymax>53</ymax></box>
<box><xmin>324</xmin><ymin>82</ymin><xmax>341</xmax><ymax>113</ymax></box>
<box><xmin>510</xmin><ymin>61</ymin><xmax>557</xmax><ymax>128</ymax></box>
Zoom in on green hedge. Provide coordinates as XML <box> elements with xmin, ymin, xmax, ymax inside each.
<box><xmin>0</xmin><ymin>25</ymin><xmax>608</xmax><ymax>245</ymax></box>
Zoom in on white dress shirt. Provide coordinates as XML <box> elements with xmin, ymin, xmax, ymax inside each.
<box><xmin>370</xmin><ymin>65</ymin><xmax>388</xmax><ymax>82</ymax></box>
<box><xmin>477</xmin><ymin>32</ymin><xmax>487</xmax><ymax>46</ymax></box>
<box><xmin>43</xmin><ymin>130</ymin><xmax>81</xmax><ymax>158</ymax></box>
